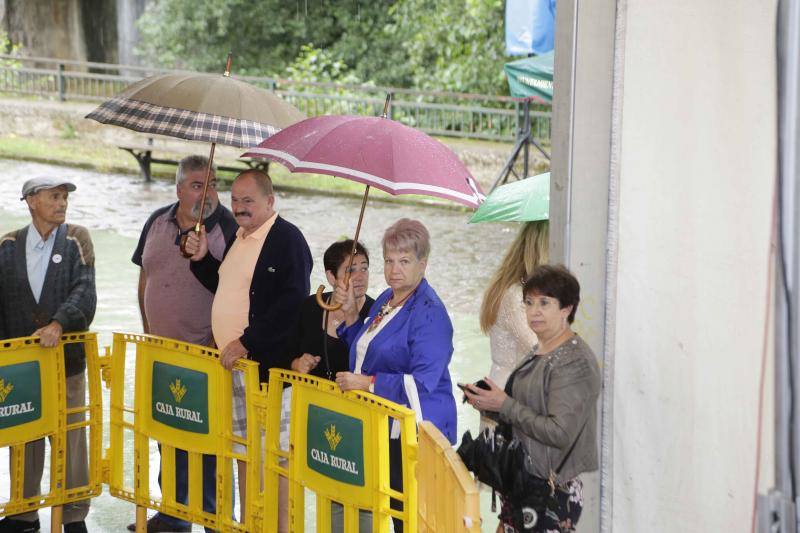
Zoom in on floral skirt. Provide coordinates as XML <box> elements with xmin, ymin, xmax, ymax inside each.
<box><xmin>499</xmin><ymin>477</ymin><xmax>583</xmax><ymax>533</ymax></box>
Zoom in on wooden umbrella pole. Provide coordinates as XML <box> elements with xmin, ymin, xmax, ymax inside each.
<box><xmin>194</xmin><ymin>142</ymin><xmax>217</xmax><ymax>232</ymax></box>
<box><xmin>180</xmin><ymin>53</ymin><xmax>231</xmax><ymax>257</ymax></box>
<box><xmin>224</xmin><ymin>52</ymin><xmax>233</xmax><ymax>77</ymax></box>
<box><xmin>316</xmin><ymin>185</ymin><xmax>371</xmax><ymax>311</ymax></box>
<box><xmin>381</xmin><ymin>93</ymin><xmax>392</xmax><ymax>118</ymax></box>
<box><xmin>179</xmin><ymin>142</ymin><xmax>216</xmax><ymax>257</ymax></box>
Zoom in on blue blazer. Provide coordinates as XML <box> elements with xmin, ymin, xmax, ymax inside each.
<box><xmin>340</xmin><ymin>278</ymin><xmax>457</xmax><ymax>443</ymax></box>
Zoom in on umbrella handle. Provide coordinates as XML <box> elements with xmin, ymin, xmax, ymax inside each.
<box><xmin>178</xmin><ymin>222</ymin><xmax>202</xmax><ymax>258</ymax></box>
<box><xmin>316</xmin><ymin>267</ymin><xmax>353</xmax><ymax>312</ymax></box>
<box><xmin>316</xmin><ymin>285</ymin><xmax>342</xmax><ymax>311</ymax></box>
<box><xmin>179</xmin><ymin>232</ymin><xmax>194</xmax><ymax>258</ymax></box>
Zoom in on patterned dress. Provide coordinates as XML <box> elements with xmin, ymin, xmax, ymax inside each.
<box><xmin>499</xmin><ymin>478</ymin><xmax>584</xmax><ymax>533</ymax></box>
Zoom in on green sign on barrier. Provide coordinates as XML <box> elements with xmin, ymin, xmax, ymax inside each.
<box><xmin>0</xmin><ymin>361</ymin><xmax>41</xmax><ymax>429</ymax></box>
<box><xmin>152</xmin><ymin>361</ymin><xmax>209</xmax><ymax>434</ymax></box>
<box><xmin>307</xmin><ymin>404</ymin><xmax>365</xmax><ymax>486</ymax></box>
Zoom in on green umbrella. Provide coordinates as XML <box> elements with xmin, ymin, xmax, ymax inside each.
<box><xmin>469</xmin><ymin>172</ymin><xmax>549</xmax><ymax>223</ymax></box>
<box><xmin>504</xmin><ymin>51</ymin><xmax>554</xmax><ymax>102</ymax></box>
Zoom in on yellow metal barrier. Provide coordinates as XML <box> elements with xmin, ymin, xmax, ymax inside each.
<box><xmin>0</xmin><ymin>332</ymin><xmax>482</xmax><ymax>531</ymax></box>
<box><xmin>417</xmin><ymin>421</ymin><xmax>480</xmax><ymax>532</ymax></box>
<box><xmin>264</xmin><ymin>368</ymin><xmax>419</xmax><ymax>533</ymax></box>
<box><xmin>106</xmin><ymin>333</ymin><xmax>266</xmax><ymax>532</ymax></box>
<box><xmin>0</xmin><ymin>332</ymin><xmax>103</xmax><ymax>530</ymax></box>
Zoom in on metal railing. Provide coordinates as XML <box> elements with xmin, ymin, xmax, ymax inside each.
<box><xmin>0</xmin><ymin>54</ymin><xmax>551</xmax><ymax>143</ymax></box>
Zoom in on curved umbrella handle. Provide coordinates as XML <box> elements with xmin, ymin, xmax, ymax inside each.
<box><xmin>316</xmin><ymin>285</ymin><xmax>342</xmax><ymax>311</ymax></box>
<box><xmin>178</xmin><ymin>232</ymin><xmax>194</xmax><ymax>258</ymax></box>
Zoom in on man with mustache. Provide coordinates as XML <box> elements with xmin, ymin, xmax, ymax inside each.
<box><xmin>0</xmin><ymin>177</ymin><xmax>96</xmax><ymax>533</ymax></box>
<box><xmin>128</xmin><ymin>155</ymin><xmax>237</xmax><ymax>532</ymax></box>
<box><xmin>185</xmin><ymin>169</ymin><xmax>312</xmax><ymax>527</ymax></box>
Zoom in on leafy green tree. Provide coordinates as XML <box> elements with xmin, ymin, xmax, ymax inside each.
<box><xmin>136</xmin><ymin>0</ymin><xmax>393</xmax><ymax>77</ymax></box>
<box><xmin>386</xmin><ymin>0</ymin><xmax>508</xmax><ymax>94</ymax></box>
<box><xmin>1</xmin><ymin>31</ymin><xmax>23</xmax><ymax>68</ymax></box>
<box><xmin>135</xmin><ymin>0</ymin><xmax>511</xmax><ymax>94</ymax></box>
<box><xmin>284</xmin><ymin>43</ymin><xmax>359</xmax><ymax>84</ymax></box>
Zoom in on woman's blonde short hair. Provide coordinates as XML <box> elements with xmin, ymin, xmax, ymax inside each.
<box><xmin>382</xmin><ymin>218</ymin><xmax>431</xmax><ymax>260</ymax></box>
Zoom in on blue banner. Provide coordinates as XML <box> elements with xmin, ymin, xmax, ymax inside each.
<box><xmin>505</xmin><ymin>0</ymin><xmax>557</xmax><ymax>56</ymax></box>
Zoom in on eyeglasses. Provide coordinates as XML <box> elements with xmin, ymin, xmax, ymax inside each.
<box><xmin>522</xmin><ymin>295</ymin><xmax>559</xmax><ymax>309</ymax></box>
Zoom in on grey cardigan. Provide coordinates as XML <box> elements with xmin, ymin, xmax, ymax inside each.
<box><xmin>0</xmin><ymin>224</ymin><xmax>96</xmax><ymax>377</ymax></box>
<box><xmin>499</xmin><ymin>334</ymin><xmax>601</xmax><ymax>483</ymax></box>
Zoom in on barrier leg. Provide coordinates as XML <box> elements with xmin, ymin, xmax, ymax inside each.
<box><xmin>51</xmin><ymin>505</ymin><xmax>63</xmax><ymax>532</ymax></box>
<box><xmin>136</xmin><ymin>505</ymin><xmax>147</xmax><ymax>533</ymax></box>
<box><xmin>238</xmin><ymin>459</ymin><xmax>247</xmax><ymax>523</ymax></box>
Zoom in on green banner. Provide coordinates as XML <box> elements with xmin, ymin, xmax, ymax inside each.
<box><xmin>151</xmin><ymin>361</ymin><xmax>209</xmax><ymax>434</ymax></box>
<box><xmin>0</xmin><ymin>361</ymin><xmax>42</xmax><ymax>429</ymax></box>
<box><xmin>307</xmin><ymin>404</ymin><xmax>365</xmax><ymax>486</ymax></box>
<box><xmin>504</xmin><ymin>51</ymin><xmax>554</xmax><ymax>102</ymax></box>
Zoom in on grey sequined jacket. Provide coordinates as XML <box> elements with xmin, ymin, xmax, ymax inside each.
<box><xmin>499</xmin><ymin>334</ymin><xmax>600</xmax><ymax>483</ymax></box>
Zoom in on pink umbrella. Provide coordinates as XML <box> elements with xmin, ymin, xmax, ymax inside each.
<box><xmin>242</xmin><ymin>96</ymin><xmax>485</xmax><ymax>309</ymax></box>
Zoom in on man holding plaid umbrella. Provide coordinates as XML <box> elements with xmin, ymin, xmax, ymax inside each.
<box><xmin>128</xmin><ymin>155</ymin><xmax>237</xmax><ymax>532</ymax></box>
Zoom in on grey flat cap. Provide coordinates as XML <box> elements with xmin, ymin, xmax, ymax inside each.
<box><xmin>20</xmin><ymin>177</ymin><xmax>77</xmax><ymax>200</ymax></box>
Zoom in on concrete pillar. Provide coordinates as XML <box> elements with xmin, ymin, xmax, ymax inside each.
<box><xmin>552</xmin><ymin>0</ymin><xmax>777</xmax><ymax>531</ymax></box>
<box><xmin>550</xmin><ymin>0</ymin><xmax>618</xmax><ymax>530</ymax></box>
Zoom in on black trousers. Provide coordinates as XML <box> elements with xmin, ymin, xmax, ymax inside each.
<box><xmin>389</xmin><ymin>438</ymin><xmax>404</xmax><ymax>533</ymax></box>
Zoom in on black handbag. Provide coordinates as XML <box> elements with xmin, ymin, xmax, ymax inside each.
<box><xmin>456</xmin><ymin>427</ymin><xmax>558</xmax><ymax>530</ymax></box>
<box><xmin>456</xmin><ymin>426</ymin><xmax>520</xmax><ymax>492</ymax></box>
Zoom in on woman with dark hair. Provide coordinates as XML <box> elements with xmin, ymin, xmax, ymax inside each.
<box><xmin>276</xmin><ymin>239</ymin><xmax>374</xmax><ymax>532</ymax></box>
<box><xmin>279</xmin><ymin>239</ymin><xmax>373</xmax><ymax>378</ymax></box>
<box><xmin>464</xmin><ymin>264</ymin><xmax>600</xmax><ymax>533</ymax></box>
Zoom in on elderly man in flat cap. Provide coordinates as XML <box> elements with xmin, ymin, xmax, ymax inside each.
<box><xmin>0</xmin><ymin>177</ymin><xmax>96</xmax><ymax>533</ymax></box>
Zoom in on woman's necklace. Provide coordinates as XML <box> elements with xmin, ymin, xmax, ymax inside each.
<box><xmin>536</xmin><ymin>327</ymin><xmax>573</xmax><ymax>355</ymax></box>
<box><xmin>366</xmin><ymin>290</ymin><xmax>414</xmax><ymax>333</ymax></box>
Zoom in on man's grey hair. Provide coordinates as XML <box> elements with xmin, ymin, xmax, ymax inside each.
<box><xmin>176</xmin><ymin>155</ymin><xmax>215</xmax><ymax>185</ymax></box>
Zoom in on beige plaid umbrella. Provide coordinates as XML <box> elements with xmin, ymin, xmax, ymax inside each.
<box><xmin>86</xmin><ymin>55</ymin><xmax>304</xmax><ymax>252</ymax></box>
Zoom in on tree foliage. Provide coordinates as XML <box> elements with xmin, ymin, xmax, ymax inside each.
<box><xmin>136</xmin><ymin>0</ymin><xmax>512</xmax><ymax>95</ymax></box>
<box><xmin>387</xmin><ymin>0</ymin><xmax>508</xmax><ymax>94</ymax></box>
<box><xmin>1</xmin><ymin>31</ymin><xmax>23</xmax><ymax>68</ymax></box>
<box><xmin>284</xmin><ymin>44</ymin><xmax>359</xmax><ymax>85</ymax></box>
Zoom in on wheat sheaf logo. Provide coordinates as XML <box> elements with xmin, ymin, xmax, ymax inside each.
<box><xmin>0</xmin><ymin>379</ymin><xmax>13</xmax><ymax>403</ymax></box>
<box><xmin>169</xmin><ymin>379</ymin><xmax>187</xmax><ymax>403</ymax></box>
<box><xmin>324</xmin><ymin>424</ymin><xmax>342</xmax><ymax>451</ymax></box>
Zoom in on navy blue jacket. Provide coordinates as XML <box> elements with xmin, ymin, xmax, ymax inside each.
<box><xmin>190</xmin><ymin>216</ymin><xmax>312</xmax><ymax>383</ymax></box>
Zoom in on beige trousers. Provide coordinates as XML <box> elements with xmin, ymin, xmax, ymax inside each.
<box><xmin>14</xmin><ymin>372</ymin><xmax>90</xmax><ymax>524</ymax></box>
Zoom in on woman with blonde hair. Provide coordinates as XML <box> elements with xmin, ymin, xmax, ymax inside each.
<box><xmin>480</xmin><ymin>220</ymin><xmax>549</xmax><ymax>388</ymax></box>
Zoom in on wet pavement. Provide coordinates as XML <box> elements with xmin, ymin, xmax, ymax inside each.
<box><xmin>0</xmin><ymin>159</ymin><xmax>518</xmax><ymax>531</ymax></box>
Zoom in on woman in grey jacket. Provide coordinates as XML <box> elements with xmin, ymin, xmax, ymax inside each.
<box><xmin>464</xmin><ymin>264</ymin><xmax>600</xmax><ymax>533</ymax></box>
